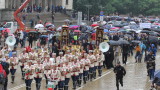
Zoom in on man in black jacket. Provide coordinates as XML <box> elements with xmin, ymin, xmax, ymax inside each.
<box><xmin>122</xmin><ymin>44</ymin><xmax>129</xmax><ymax>64</ymax></box>
<box><xmin>114</xmin><ymin>62</ymin><xmax>126</xmax><ymax>90</ymax></box>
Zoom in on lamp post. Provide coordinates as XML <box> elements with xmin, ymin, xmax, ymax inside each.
<box><xmin>85</xmin><ymin>5</ymin><xmax>92</xmax><ymax>25</ymax></box>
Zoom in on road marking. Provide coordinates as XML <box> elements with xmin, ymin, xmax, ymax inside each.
<box><xmin>77</xmin><ymin>62</ymin><xmax>130</xmax><ymax>90</ymax></box>
<box><xmin>9</xmin><ymin>62</ymin><xmax>130</xmax><ymax>90</ymax></box>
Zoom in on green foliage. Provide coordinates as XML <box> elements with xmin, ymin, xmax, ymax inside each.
<box><xmin>73</xmin><ymin>0</ymin><xmax>160</xmax><ymax>16</ymax></box>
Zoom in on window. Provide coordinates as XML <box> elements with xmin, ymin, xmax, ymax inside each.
<box><xmin>66</xmin><ymin>0</ymin><xmax>68</xmax><ymax>5</ymax></box>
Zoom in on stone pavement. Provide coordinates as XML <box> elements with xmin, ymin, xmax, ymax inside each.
<box><xmin>8</xmin><ymin>49</ymin><xmax>160</xmax><ymax>90</ymax></box>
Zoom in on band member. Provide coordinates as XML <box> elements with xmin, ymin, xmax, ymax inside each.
<box><xmin>64</xmin><ymin>58</ymin><xmax>72</xmax><ymax>90</ymax></box>
<box><xmin>9</xmin><ymin>52</ymin><xmax>18</xmax><ymax>83</ymax></box>
<box><xmin>43</xmin><ymin>55</ymin><xmax>52</xmax><ymax>88</ymax></box>
<box><xmin>34</xmin><ymin>59</ymin><xmax>44</xmax><ymax>90</ymax></box>
<box><xmin>83</xmin><ymin>53</ymin><xmax>90</xmax><ymax>84</ymax></box>
<box><xmin>78</xmin><ymin>54</ymin><xmax>85</xmax><ymax>87</ymax></box>
<box><xmin>88</xmin><ymin>50</ymin><xmax>95</xmax><ymax>81</ymax></box>
<box><xmin>58</xmin><ymin>56</ymin><xmax>66</xmax><ymax>90</ymax></box>
<box><xmin>71</xmin><ymin>56</ymin><xmax>80</xmax><ymax>89</ymax></box>
<box><xmin>47</xmin><ymin>63</ymin><xmax>61</xmax><ymax>90</ymax></box>
<box><xmin>19</xmin><ymin>49</ymin><xmax>28</xmax><ymax>80</ymax></box>
<box><xmin>93</xmin><ymin>51</ymin><xmax>98</xmax><ymax>79</ymax></box>
<box><xmin>98</xmin><ymin>51</ymin><xmax>105</xmax><ymax>76</ymax></box>
<box><xmin>24</xmin><ymin>60</ymin><xmax>34</xmax><ymax>90</ymax></box>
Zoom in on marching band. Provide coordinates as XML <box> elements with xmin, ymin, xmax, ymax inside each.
<box><xmin>0</xmin><ymin>45</ymin><xmax>105</xmax><ymax>90</ymax></box>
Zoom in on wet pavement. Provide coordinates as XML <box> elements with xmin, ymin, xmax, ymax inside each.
<box><xmin>8</xmin><ymin>50</ymin><xmax>160</xmax><ymax>90</ymax></box>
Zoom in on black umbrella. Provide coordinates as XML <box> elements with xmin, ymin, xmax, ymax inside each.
<box><xmin>109</xmin><ymin>40</ymin><xmax>120</xmax><ymax>46</ymax></box>
<box><xmin>118</xmin><ymin>39</ymin><xmax>129</xmax><ymax>45</ymax></box>
<box><xmin>124</xmin><ymin>34</ymin><xmax>133</xmax><ymax>39</ymax></box>
<box><xmin>131</xmin><ymin>40</ymin><xmax>141</xmax><ymax>44</ymax></box>
<box><xmin>148</xmin><ymin>36</ymin><xmax>158</xmax><ymax>42</ymax></box>
<box><xmin>140</xmin><ymin>30</ymin><xmax>153</xmax><ymax>33</ymax></box>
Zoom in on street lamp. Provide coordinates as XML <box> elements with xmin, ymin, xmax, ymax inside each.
<box><xmin>85</xmin><ymin>5</ymin><xmax>92</xmax><ymax>25</ymax></box>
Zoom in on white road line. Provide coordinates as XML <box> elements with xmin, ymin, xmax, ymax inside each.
<box><xmin>77</xmin><ymin>62</ymin><xmax>130</xmax><ymax>90</ymax></box>
<box><xmin>9</xmin><ymin>62</ymin><xmax>130</xmax><ymax>90</ymax></box>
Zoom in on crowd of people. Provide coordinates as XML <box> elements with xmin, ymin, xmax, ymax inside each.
<box><xmin>0</xmin><ymin>16</ymin><xmax>160</xmax><ymax>90</ymax></box>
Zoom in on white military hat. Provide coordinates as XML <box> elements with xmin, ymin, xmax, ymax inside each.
<box><xmin>84</xmin><ymin>53</ymin><xmax>87</xmax><ymax>56</ymax></box>
<box><xmin>12</xmin><ymin>52</ymin><xmax>16</xmax><ymax>55</ymax></box>
<box><xmin>59</xmin><ymin>52</ymin><xmax>63</xmax><ymax>55</ymax></box>
<box><xmin>5</xmin><ymin>54</ymin><xmax>9</xmax><ymax>57</ymax></box>
<box><xmin>27</xmin><ymin>60</ymin><xmax>32</xmax><ymax>62</ymax></box>
<box><xmin>67</xmin><ymin>50</ymin><xmax>70</xmax><ymax>52</ymax></box>
<box><xmin>89</xmin><ymin>50</ymin><xmax>93</xmax><ymax>53</ymax></box>
<box><xmin>46</xmin><ymin>55</ymin><xmax>50</xmax><ymax>57</ymax></box>
<box><xmin>52</xmin><ymin>53</ymin><xmax>56</xmax><ymax>55</ymax></box>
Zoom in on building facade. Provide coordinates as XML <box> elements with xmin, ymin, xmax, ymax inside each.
<box><xmin>0</xmin><ymin>0</ymin><xmax>73</xmax><ymax>22</ymax></box>
<box><xmin>1</xmin><ymin>0</ymin><xmax>73</xmax><ymax>10</ymax></box>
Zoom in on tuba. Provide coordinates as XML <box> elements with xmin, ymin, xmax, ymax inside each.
<box><xmin>5</xmin><ymin>36</ymin><xmax>16</xmax><ymax>46</ymax></box>
<box><xmin>99</xmin><ymin>42</ymin><xmax>110</xmax><ymax>52</ymax></box>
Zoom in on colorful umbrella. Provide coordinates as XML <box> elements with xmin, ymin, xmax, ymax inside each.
<box><xmin>91</xmin><ymin>24</ymin><xmax>98</xmax><ymax>27</ymax></box>
<box><xmin>110</xmin><ymin>27</ymin><xmax>120</xmax><ymax>30</ymax></box>
<box><xmin>74</xmin><ymin>30</ymin><xmax>81</xmax><ymax>32</ymax></box>
<box><xmin>0</xmin><ymin>27</ymin><xmax>5</xmax><ymax>31</ymax></box>
<box><xmin>69</xmin><ymin>25</ymin><xmax>79</xmax><ymax>29</ymax></box>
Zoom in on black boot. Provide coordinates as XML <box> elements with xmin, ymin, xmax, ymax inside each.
<box><xmin>94</xmin><ymin>72</ymin><xmax>96</xmax><ymax>79</ymax></box>
<box><xmin>28</xmin><ymin>87</ymin><xmax>31</xmax><ymax>90</ymax></box>
<box><xmin>26</xmin><ymin>87</ymin><xmax>28</xmax><ymax>90</ymax></box>
<box><xmin>22</xmin><ymin>72</ymin><xmax>25</xmax><ymax>80</ymax></box>
<box><xmin>79</xmin><ymin>80</ymin><xmax>82</xmax><ymax>87</ymax></box>
<box><xmin>11</xmin><ymin>76</ymin><xmax>14</xmax><ymax>83</ymax></box>
<box><xmin>100</xmin><ymin>70</ymin><xmax>102</xmax><ymax>76</ymax></box>
<box><xmin>90</xmin><ymin>73</ymin><xmax>93</xmax><ymax>81</ymax></box>
<box><xmin>45</xmin><ymin>80</ymin><xmax>48</xmax><ymax>88</ymax></box>
<box><xmin>64</xmin><ymin>85</ymin><xmax>68</xmax><ymax>90</ymax></box>
<box><xmin>83</xmin><ymin>77</ymin><xmax>86</xmax><ymax>84</ymax></box>
<box><xmin>37</xmin><ymin>83</ymin><xmax>41</xmax><ymax>90</ymax></box>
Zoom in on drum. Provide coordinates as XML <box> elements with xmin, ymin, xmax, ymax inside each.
<box><xmin>48</xmin><ymin>81</ymin><xmax>55</xmax><ymax>89</ymax></box>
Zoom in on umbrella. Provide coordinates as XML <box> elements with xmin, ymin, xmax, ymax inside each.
<box><xmin>64</xmin><ymin>19</ymin><xmax>70</xmax><ymax>22</ymax></box>
<box><xmin>69</xmin><ymin>25</ymin><xmax>79</xmax><ymax>29</ymax></box>
<box><xmin>91</xmin><ymin>24</ymin><xmax>98</xmax><ymax>27</ymax></box>
<box><xmin>118</xmin><ymin>39</ymin><xmax>129</xmax><ymax>45</ymax></box>
<box><xmin>131</xmin><ymin>40</ymin><xmax>141</xmax><ymax>44</ymax></box>
<box><xmin>109</xmin><ymin>40</ymin><xmax>120</xmax><ymax>45</ymax></box>
<box><xmin>148</xmin><ymin>36</ymin><xmax>158</xmax><ymax>42</ymax></box>
<box><xmin>74</xmin><ymin>30</ymin><xmax>81</xmax><ymax>33</ymax></box>
<box><xmin>45</xmin><ymin>22</ymin><xmax>52</xmax><ymax>26</ymax></box>
<box><xmin>104</xmin><ymin>29</ymin><xmax>109</xmax><ymax>33</ymax></box>
<box><xmin>124</xmin><ymin>34</ymin><xmax>133</xmax><ymax>39</ymax></box>
<box><xmin>110</xmin><ymin>27</ymin><xmax>120</xmax><ymax>31</ymax></box>
<box><xmin>2</xmin><ymin>28</ymin><xmax>10</xmax><ymax>33</ymax></box>
<box><xmin>154</xmin><ymin>70</ymin><xmax>160</xmax><ymax>78</ymax></box>
<box><xmin>118</xmin><ymin>30</ymin><xmax>127</xmax><ymax>33</ymax></box>
<box><xmin>29</xmin><ymin>31</ymin><xmax>37</xmax><ymax>33</ymax></box>
<box><xmin>46</xmin><ymin>24</ymin><xmax>54</xmax><ymax>28</ymax></box>
<box><xmin>40</xmin><ymin>35</ymin><xmax>48</xmax><ymax>38</ymax></box>
<box><xmin>38</xmin><ymin>30</ymin><xmax>47</xmax><ymax>33</ymax></box>
<box><xmin>57</xmin><ymin>27</ymin><xmax>62</xmax><ymax>31</ymax></box>
<box><xmin>140</xmin><ymin>30</ymin><xmax>153</xmax><ymax>33</ymax></box>
<box><xmin>34</xmin><ymin>24</ymin><xmax>44</xmax><ymax>30</ymax></box>
<box><xmin>0</xmin><ymin>27</ymin><xmax>5</xmax><ymax>31</ymax></box>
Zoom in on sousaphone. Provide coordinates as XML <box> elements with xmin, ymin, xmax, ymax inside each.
<box><xmin>5</xmin><ymin>36</ymin><xmax>16</xmax><ymax>46</ymax></box>
<box><xmin>99</xmin><ymin>42</ymin><xmax>110</xmax><ymax>52</ymax></box>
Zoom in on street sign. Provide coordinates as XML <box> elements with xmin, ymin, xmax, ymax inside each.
<box><xmin>100</xmin><ymin>16</ymin><xmax>104</xmax><ymax>21</ymax></box>
<box><xmin>100</xmin><ymin>11</ymin><xmax>104</xmax><ymax>16</ymax></box>
<box><xmin>77</xmin><ymin>12</ymin><xmax>82</xmax><ymax>25</ymax></box>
